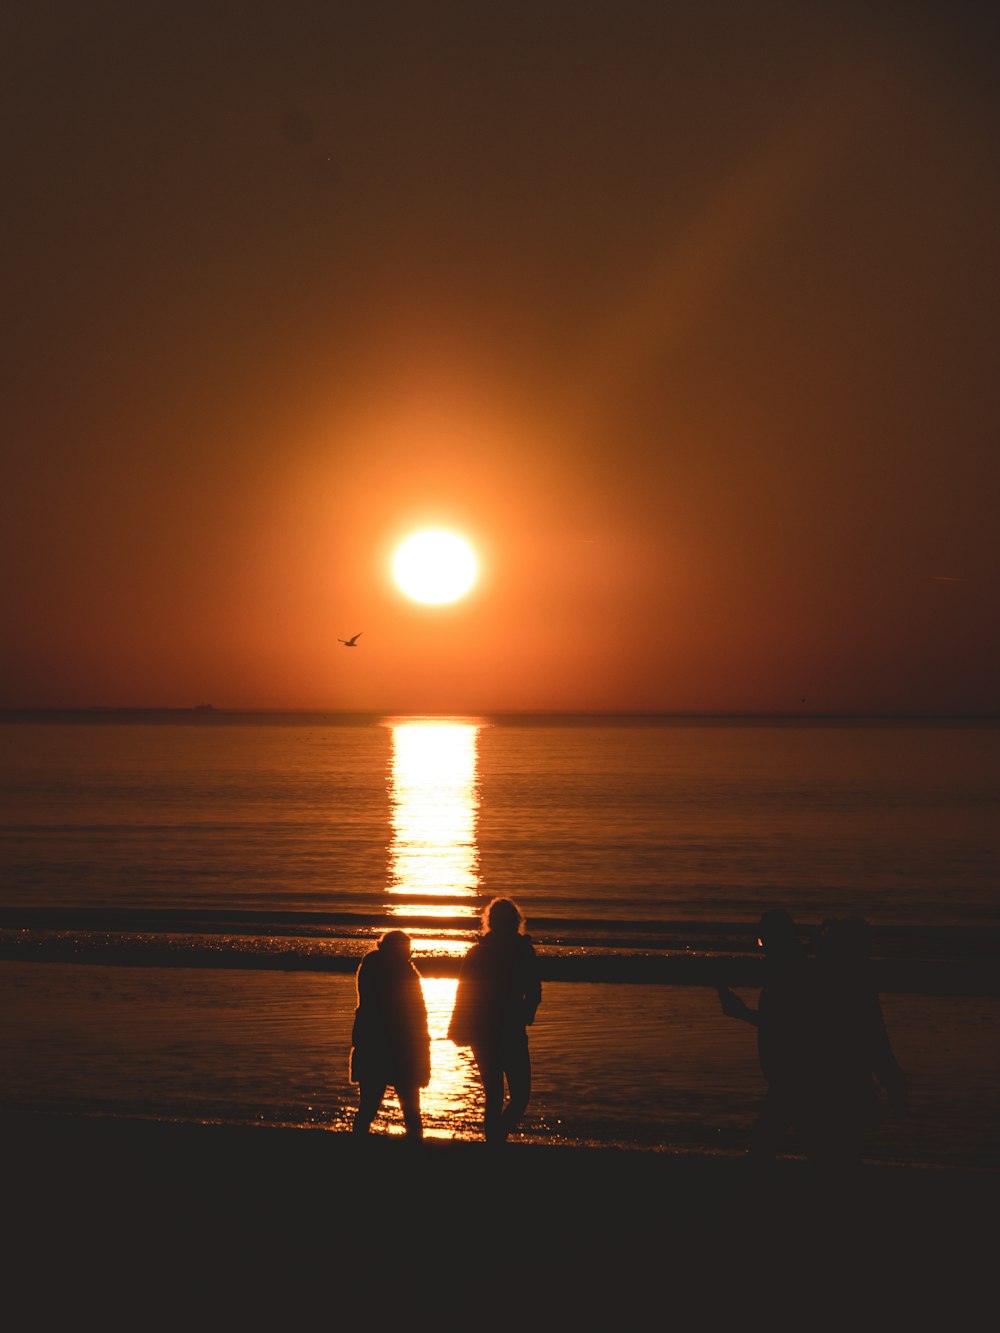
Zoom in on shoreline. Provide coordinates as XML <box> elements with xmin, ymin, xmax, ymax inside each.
<box><xmin>7</xmin><ymin>1104</ymin><xmax>998</xmax><ymax>1174</ymax></box>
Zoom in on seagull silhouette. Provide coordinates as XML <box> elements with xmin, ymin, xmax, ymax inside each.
<box><xmin>338</xmin><ymin>633</ymin><xmax>362</xmax><ymax>647</ymax></box>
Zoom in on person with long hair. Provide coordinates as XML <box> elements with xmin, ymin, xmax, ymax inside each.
<box><xmin>448</xmin><ymin>897</ymin><xmax>542</xmax><ymax>1144</ymax></box>
<box><xmin>349</xmin><ymin>929</ymin><xmax>430</xmax><ymax>1140</ymax></box>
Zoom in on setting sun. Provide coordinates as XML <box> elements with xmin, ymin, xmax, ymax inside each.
<box><xmin>393</xmin><ymin>530</ymin><xmax>478</xmax><ymax>604</ymax></box>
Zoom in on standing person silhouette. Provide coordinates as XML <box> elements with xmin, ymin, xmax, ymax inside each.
<box><xmin>812</xmin><ymin>915</ymin><xmax>907</xmax><ymax>1171</ymax></box>
<box><xmin>448</xmin><ymin>897</ymin><xmax>542</xmax><ymax>1145</ymax></box>
<box><xmin>349</xmin><ymin>930</ymin><xmax>430</xmax><ymax>1141</ymax></box>
<box><xmin>718</xmin><ymin>907</ymin><xmax>819</xmax><ymax>1162</ymax></box>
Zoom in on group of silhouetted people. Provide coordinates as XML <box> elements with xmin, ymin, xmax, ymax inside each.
<box><xmin>349</xmin><ymin>896</ymin><xmax>541</xmax><ymax>1144</ymax></box>
<box><xmin>349</xmin><ymin>897</ymin><xmax>905</xmax><ymax>1165</ymax></box>
<box><xmin>719</xmin><ymin>907</ymin><xmax>906</xmax><ymax>1170</ymax></box>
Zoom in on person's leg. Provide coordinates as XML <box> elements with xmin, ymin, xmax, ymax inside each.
<box><xmin>498</xmin><ymin>1037</ymin><xmax>532</xmax><ymax>1141</ymax></box>
<box><xmin>748</xmin><ymin>1087</ymin><xmax>789</xmax><ymax>1161</ymax></box>
<box><xmin>473</xmin><ymin>1046</ymin><xmax>505</xmax><ymax>1143</ymax></box>
<box><xmin>397</xmin><ymin>1085</ymin><xmax>424</xmax><ymax>1140</ymax></box>
<box><xmin>354</xmin><ymin>1080</ymin><xmax>387</xmax><ymax>1134</ymax></box>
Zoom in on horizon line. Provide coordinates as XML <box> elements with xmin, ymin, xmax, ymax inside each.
<box><xmin>1</xmin><ymin>705</ymin><xmax>998</xmax><ymax>722</ymax></box>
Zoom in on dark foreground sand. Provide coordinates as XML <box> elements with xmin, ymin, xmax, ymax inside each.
<box><xmin>4</xmin><ymin>1111</ymin><xmax>996</xmax><ymax>1327</ymax></box>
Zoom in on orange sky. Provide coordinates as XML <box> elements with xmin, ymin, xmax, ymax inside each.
<box><xmin>3</xmin><ymin>3</ymin><xmax>998</xmax><ymax>714</ymax></box>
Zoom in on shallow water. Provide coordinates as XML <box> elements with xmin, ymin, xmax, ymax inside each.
<box><xmin>3</xmin><ymin>961</ymin><xmax>997</xmax><ymax>1169</ymax></box>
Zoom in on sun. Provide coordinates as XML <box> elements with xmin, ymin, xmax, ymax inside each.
<box><xmin>393</xmin><ymin>530</ymin><xmax>478</xmax><ymax>604</ymax></box>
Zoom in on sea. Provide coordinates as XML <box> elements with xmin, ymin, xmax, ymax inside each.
<box><xmin>1</xmin><ymin>711</ymin><xmax>998</xmax><ymax>1168</ymax></box>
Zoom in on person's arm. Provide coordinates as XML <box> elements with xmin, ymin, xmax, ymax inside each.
<box><xmin>410</xmin><ymin>972</ymin><xmax>432</xmax><ymax>1086</ymax></box>
<box><xmin>717</xmin><ymin>985</ymin><xmax>759</xmax><ymax>1026</ymax></box>
<box><xmin>447</xmin><ymin>948</ymin><xmax>477</xmax><ymax>1045</ymax></box>
<box><xmin>356</xmin><ymin>952</ymin><xmax>376</xmax><ymax>1004</ymax></box>
<box><xmin>351</xmin><ymin>954</ymin><xmax>376</xmax><ymax>1048</ymax></box>
<box><xmin>867</xmin><ymin>994</ymin><xmax>907</xmax><ymax>1117</ymax></box>
<box><xmin>523</xmin><ymin>942</ymin><xmax>542</xmax><ymax>1025</ymax></box>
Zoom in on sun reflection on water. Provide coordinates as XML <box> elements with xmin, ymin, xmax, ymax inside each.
<box><xmin>420</xmin><ymin>975</ymin><xmax>481</xmax><ymax>1137</ymax></box>
<box><xmin>385</xmin><ymin>719</ymin><xmax>485</xmax><ymax>1136</ymax></box>
<box><xmin>387</xmin><ymin>719</ymin><xmax>482</xmax><ymax>915</ymax></box>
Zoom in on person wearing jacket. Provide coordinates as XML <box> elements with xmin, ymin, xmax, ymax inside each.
<box><xmin>448</xmin><ymin>897</ymin><xmax>542</xmax><ymax>1145</ymax></box>
<box><xmin>350</xmin><ymin>929</ymin><xmax>431</xmax><ymax>1140</ymax></box>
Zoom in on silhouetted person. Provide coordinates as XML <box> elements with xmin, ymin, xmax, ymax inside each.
<box><xmin>811</xmin><ymin>915</ymin><xmax>907</xmax><ymax>1171</ymax></box>
<box><xmin>350</xmin><ymin>929</ymin><xmax>430</xmax><ymax>1140</ymax></box>
<box><xmin>448</xmin><ymin>897</ymin><xmax>542</xmax><ymax>1144</ymax></box>
<box><xmin>718</xmin><ymin>907</ymin><xmax>819</xmax><ymax>1162</ymax></box>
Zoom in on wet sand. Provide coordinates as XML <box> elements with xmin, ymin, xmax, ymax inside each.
<box><xmin>5</xmin><ymin>1110</ymin><xmax>996</xmax><ymax>1325</ymax></box>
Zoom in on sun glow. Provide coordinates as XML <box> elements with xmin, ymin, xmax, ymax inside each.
<box><xmin>393</xmin><ymin>530</ymin><xmax>477</xmax><ymax>604</ymax></box>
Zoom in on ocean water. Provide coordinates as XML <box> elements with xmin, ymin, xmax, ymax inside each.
<box><xmin>1</xmin><ymin>712</ymin><xmax>998</xmax><ymax>1166</ymax></box>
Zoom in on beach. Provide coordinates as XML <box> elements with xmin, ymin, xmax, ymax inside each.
<box><xmin>6</xmin><ymin>1109</ymin><xmax>996</xmax><ymax>1326</ymax></box>
<box><xmin>3</xmin><ymin>715</ymin><xmax>997</xmax><ymax>1321</ymax></box>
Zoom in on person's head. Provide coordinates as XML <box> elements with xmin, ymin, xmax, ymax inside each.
<box><xmin>378</xmin><ymin>929</ymin><xmax>412</xmax><ymax>963</ymax></box>
<box><xmin>482</xmin><ymin>897</ymin><xmax>525</xmax><ymax>937</ymax></box>
<box><xmin>756</xmin><ymin>907</ymin><xmax>798</xmax><ymax>956</ymax></box>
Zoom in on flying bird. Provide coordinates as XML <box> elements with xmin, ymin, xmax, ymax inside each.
<box><xmin>338</xmin><ymin>633</ymin><xmax>362</xmax><ymax>647</ymax></box>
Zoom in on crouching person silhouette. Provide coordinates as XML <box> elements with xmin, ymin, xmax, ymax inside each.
<box><xmin>448</xmin><ymin>897</ymin><xmax>542</xmax><ymax>1145</ymax></box>
<box><xmin>350</xmin><ymin>930</ymin><xmax>430</xmax><ymax>1140</ymax></box>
